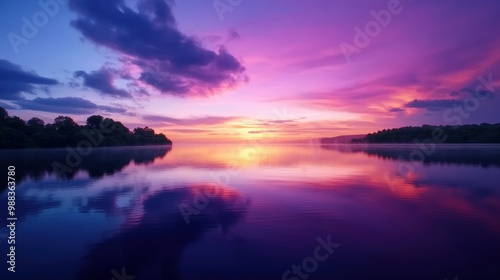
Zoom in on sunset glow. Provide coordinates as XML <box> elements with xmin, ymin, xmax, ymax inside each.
<box><xmin>1</xmin><ymin>0</ymin><xmax>500</xmax><ymax>143</ymax></box>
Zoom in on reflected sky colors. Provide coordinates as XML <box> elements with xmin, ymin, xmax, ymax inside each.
<box><xmin>1</xmin><ymin>0</ymin><xmax>500</xmax><ymax>142</ymax></box>
<box><xmin>1</xmin><ymin>144</ymin><xmax>500</xmax><ymax>279</ymax></box>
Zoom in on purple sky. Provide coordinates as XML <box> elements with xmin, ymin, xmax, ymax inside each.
<box><xmin>1</xmin><ymin>0</ymin><xmax>499</xmax><ymax>142</ymax></box>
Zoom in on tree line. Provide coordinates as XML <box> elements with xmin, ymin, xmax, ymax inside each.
<box><xmin>351</xmin><ymin>123</ymin><xmax>500</xmax><ymax>143</ymax></box>
<box><xmin>0</xmin><ymin>107</ymin><xmax>172</xmax><ymax>149</ymax></box>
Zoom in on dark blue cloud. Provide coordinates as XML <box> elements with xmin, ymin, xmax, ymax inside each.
<box><xmin>68</xmin><ymin>0</ymin><xmax>245</xmax><ymax>97</ymax></box>
<box><xmin>404</xmin><ymin>99</ymin><xmax>460</xmax><ymax>111</ymax></box>
<box><xmin>15</xmin><ymin>97</ymin><xmax>126</xmax><ymax>115</ymax></box>
<box><xmin>405</xmin><ymin>88</ymin><xmax>495</xmax><ymax>112</ymax></box>
<box><xmin>74</xmin><ymin>68</ymin><xmax>132</xmax><ymax>98</ymax></box>
<box><xmin>389</xmin><ymin>108</ymin><xmax>405</xmax><ymax>113</ymax></box>
<box><xmin>0</xmin><ymin>59</ymin><xmax>58</xmax><ymax>100</ymax></box>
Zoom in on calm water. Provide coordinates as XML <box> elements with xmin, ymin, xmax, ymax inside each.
<box><xmin>1</xmin><ymin>144</ymin><xmax>500</xmax><ymax>280</ymax></box>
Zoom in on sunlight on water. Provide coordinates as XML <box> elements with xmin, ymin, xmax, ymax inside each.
<box><xmin>1</xmin><ymin>144</ymin><xmax>500</xmax><ymax>279</ymax></box>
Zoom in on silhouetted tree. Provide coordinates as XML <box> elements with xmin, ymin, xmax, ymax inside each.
<box><xmin>350</xmin><ymin>124</ymin><xmax>500</xmax><ymax>144</ymax></box>
<box><xmin>0</xmin><ymin>107</ymin><xmax>173</xmax><ymax>149</ymax></box>
<box><xmin>86</xmin><ymin>115</ymin><xmax>104</xmax><ymax>129</ymax></box>
<box><xmin>7</xmin><ymin>116</ymin><xmax>26</xmax><ymax>131</ymax></box>
<box><xmin>27</xmin><ymin>117</ymin><xmax>45</xmax><ymax>129</ymax></box>
<box><xmin>54</xmin><ymin>116</ymin><xmax>78</xmax><ymax>133</ymax></box>
<box><xmin>0</xmin><ymin>107</ymin><xmax>7</xmax><ymax>121</ymax></box>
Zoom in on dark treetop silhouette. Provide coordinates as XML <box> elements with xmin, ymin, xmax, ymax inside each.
<box><xmin>0</xmin><ymin>107</ymin><xmax>172</xmax><ymax>149</ymax></box>
<box><xmin>346</xmin><ymin>124</ymin><xmax>500</xmax><ymax>144</ymax></box>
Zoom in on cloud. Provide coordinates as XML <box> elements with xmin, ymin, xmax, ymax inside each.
<box><xmin>389</xmin><ymin>108</ymin><xmax>405</xmax><ymax>113</ymax></box>
<box><xmin>14</xmin><ymin>97</ymin><xmax>126</xmax><ymax>115</ymax></box>
<box><xmin>68</xmin><ymin>0</ymin><xmax>246</xmax><ymax>97</ymax></box>
<box><xmin>0</xmin><ymin>101</ymin><xmax>17</xmax><ymax>110</ymax></box>
<box><xmin>0</xmin><ymin>59</ymin><xmax>58</xmax><ymax>100</ymax></box>
<box><xmin>288</xmin><ymin>53</ymin><xmax>347</xmax><ymax>71</ymax></box>
<box><xmin>167</xmin><ymin>128</ymin><xmax>212</xmax><ymax>134</ymax></box>
<box><xmin>404</xmin><ymin>99</ymin><xmax>460</xmax><ymax>111</ymax></box>
<box><xmin>228</xmin><ymin>29</ymin><xmax>241</xmax><ymax>41</ymax></box>
<box><xmin>74</xmin><ymin>68</ymin><xmax>132</xmax><ymax>98</ymax></box>
<box><xmin>451</xmin><ymin>88</ymin><xmax>494</xmax><ymax>99</ymax></box>
<box><xmin>143</xmin><ymin>114</ymin><xmax>239</xmax><ymax>126</ymax></box>
<box><xmin>256</xmin><ymin>118</ymin><xmax>305</xmax><ymax>126</ymax></box>
<box><xmin>247</xmin><ymin>130</ymin><xmax>280</xmax><ymax>134</ymax></box>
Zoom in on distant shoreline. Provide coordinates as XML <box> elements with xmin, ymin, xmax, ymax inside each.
<box><xmin>323</xmin><ymin>123</ymin><xmax>500</xmax><ymax>144</ymax></box>
<box><xmin>321</xmin><ymin>143</ymin><xmax>500</xmax><ymax>146</ymax></box>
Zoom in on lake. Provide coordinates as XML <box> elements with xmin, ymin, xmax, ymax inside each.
<box><xmin>1</xmin><ymin>144</ymin><xmax>500</xmax><ymax>280</ymax></box>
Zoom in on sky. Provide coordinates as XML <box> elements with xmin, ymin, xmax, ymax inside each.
<box><xmin>1</xmin><ymin>0</ymin><xmax>500</xmax><ymax>143</ymax></box>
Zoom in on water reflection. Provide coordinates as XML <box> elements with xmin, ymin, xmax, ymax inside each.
<box><xmin>76</xmin><ymin>185</ymin><xmax>247</xmax><ymax>280</ymax></box>
<box><xmin>0</xmin><ymin>146</ymin><xmax>171</xmax><ymax>229</ymax></box>
<box><xmin>0</xmin><ymin>144</ymin><xmax>499</xmax><ymax>280</ymax></box>
<box><xmin>322</xmin><ymin>143</ymin><xmax>500</xmax><ymax>167</ymax></box>
<box><xmin>0</xmin><ymin>146</ymin><xmax>171</xmax><ymax>186</ymax></box>
<box><xmin>0</xmin><ymin>195</ymin><xmax>62</xmax><ymax>222</ymax></box>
